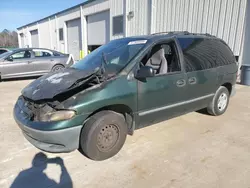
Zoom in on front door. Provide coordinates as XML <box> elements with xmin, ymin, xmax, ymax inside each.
<box><xmin>136</xmin><ymin>40</ymin><xmax>188</xmax><ymax>128</ymax></box>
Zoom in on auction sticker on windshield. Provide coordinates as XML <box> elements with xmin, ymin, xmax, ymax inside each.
<box><xmin>128</xmin><ymin>40</ymin><xmax>147</xmax><ymax>45</ymax></box>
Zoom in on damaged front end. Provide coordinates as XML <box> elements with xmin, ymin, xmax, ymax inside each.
<box><xmin>18</xmin><ymin>97</ymin><xmax>76</xmax><ymax>122</ymax></box>
<box><xmin>19</xmin><ymin>67</ymin><xmax>108</xmax><ymax>123</ymax></box>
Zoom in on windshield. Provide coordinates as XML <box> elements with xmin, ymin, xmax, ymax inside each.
<box><xmin>0</xmin><ymin>51</ymin><xmax>12</xmax><ymax>59</ymax></box>
<box><xmin>72</xmin><ymin>38</ymin><xmax>147</xmax><ymax>75</ymax></box>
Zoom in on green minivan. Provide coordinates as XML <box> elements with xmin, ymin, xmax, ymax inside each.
<box><xmin>14</xmin><ymin>32</ymin><xmax>238</xmax><ymax>160</ymax></box>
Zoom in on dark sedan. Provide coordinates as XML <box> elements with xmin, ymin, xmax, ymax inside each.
<box><xmin>0</xmin><ymin>48</ymin><xmax>74</xmax><ymax>80</ymax></box>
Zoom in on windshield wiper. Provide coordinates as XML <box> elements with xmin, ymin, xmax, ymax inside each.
<box><xmin>101</xmin><ymin>52</ymin><xmax>108</xmax><ymax>78</ymax></box>
<box><xmin>102</xmin><ymin>52</ymin><xmax>108</xmax><ymax>66</ymax></box>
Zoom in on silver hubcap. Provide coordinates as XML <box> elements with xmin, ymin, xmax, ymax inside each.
<box><xmin>53</xmin><ymin>66</ymin><xmax>63</xmax><ymax>72</ymax></box>
<box><xmin>217</xmin><ymin>92</ymin><xmax>228</xmax><ymax>111</ymax></box>
<box><xmin>97</xmin><ymin>124</ymin><xmax>119</xmax><ymax>152</ymax></box>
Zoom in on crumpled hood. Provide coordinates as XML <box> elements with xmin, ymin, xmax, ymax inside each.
<box><xmin>22</xmin><ymin>68</ymin><xmax>97</xmax><ymax>101</ymax></box>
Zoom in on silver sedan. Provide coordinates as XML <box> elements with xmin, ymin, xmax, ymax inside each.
<box><xmin>0</xmin><ymin>48</ymin><xmax>74</xmax><ymax>80</ymax></box>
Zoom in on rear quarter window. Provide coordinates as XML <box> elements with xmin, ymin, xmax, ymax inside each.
<box><xmin>177</xmin><ymin>37</ymin><xmax>217</xmax><ymax>72</ymax></box>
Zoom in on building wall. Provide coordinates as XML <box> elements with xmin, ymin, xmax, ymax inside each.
<box><xmin>241</xmin><ymin>0</ymin><xmax>250</xmax><ymax>65</ymax></box>
<box><xmin>17</xmin><ymin>0</ymin><xmax>248</xmax><ymax>60</ymax></box>
<box><xmin>151</xmin><ymin>0</ymin><xmax>247</xmax><ymax>56</ymax></box>
<box><xmin>49</xmin><ymin>17</ymin><xmax>57</xmax><ymax>50</ymax></box>
<box><xmin>126</xmin><ymin>0</ymin><xmax>149</xmax><ymax>36</ymax></box>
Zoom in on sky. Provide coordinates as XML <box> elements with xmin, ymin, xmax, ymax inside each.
<box><xmin>0</xmin><ymin>0</ymin><xmax>86</xmax><ymax>31</ymax></box>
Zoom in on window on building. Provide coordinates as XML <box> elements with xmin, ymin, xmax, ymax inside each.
<box><xmin>113</xmin><ymin>15</ymin><xmax>124</xmax><ymax>35</ymax></box>
<box><xmin>59</xmin><ymin>28</ymin><xmax>64</xmax><ymax>41</ymax></box>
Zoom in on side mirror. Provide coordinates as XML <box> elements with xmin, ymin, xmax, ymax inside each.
<box><xmin>135</xmin><ymin>66</ymin><xmax>155</xmax><ymax>79</ymax></box>
<box><xmin>6</xmin><ymin>56</ymin><xmax>13</xmax><ymax>62</ymax></box>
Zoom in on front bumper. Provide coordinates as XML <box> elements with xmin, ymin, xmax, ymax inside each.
<box><xmin>14</xmin><ymin>99</ymin><xmax>82</xmax><ymax>153</ymax></box>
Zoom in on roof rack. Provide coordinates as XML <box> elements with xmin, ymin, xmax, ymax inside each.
<box><xmin>151</xmin><ymin>31</ymin><xmax>190</xmax><ymax>35</ymax></box>
<box><xmin>151</xmin><ymin>31</ymin><xmax>215</xmax><ymax>37</ymax></box>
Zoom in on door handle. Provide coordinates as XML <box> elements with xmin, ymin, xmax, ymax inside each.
<box><xmin>27</xmin><ymin>61</ymin><xmax>33</xmax><ymax>64</ymax></box>
<box><xmin>50</xmin><ymin>59</ymin><xmax>54</xmax><ymax>61</ymax></box>
<box><xmin>188</xmin><ymin>77</ymin><xmax>197</xmax><ymax>84</ymax></box>
<box><xmin>176</xmin><ymin>79</ymin><xmax>186</xmax><ymax>87</ymax></box>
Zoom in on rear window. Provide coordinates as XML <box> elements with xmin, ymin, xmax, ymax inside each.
<box><xmin>53</xmin><ymin>51</ymin><xmax>63</xmax><ymax>56</ymax></box>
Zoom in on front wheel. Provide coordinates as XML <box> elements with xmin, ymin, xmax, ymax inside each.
<box><xmin>79</xmin><ymin>111</ymin><xmax>127</xmax><ymax>161</ymax></box>
<box><xmin>207</xmin><ymin>86</ymin><xmax>230</xmax><ymax>116</ymax></box>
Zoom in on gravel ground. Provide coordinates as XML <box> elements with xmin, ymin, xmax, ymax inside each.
<box><xmin>0</xmin><ymin>80</ymin><xmax>250</xmax><ymax>188</ymax></box>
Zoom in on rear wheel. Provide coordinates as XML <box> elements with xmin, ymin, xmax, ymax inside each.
<box><xmin>207</xmin><ymin>86</ymin><xmax>230</xmax><ymax>116</ymax></box>
<box><xmin>79</xmin><ymin>111</ymin><xmax>127</xmax><ymax>161</ymax></box>
<box><xmin>52</xmin><ymin>64</ymin><xmax>64</xmax><ymax>72</ymax></box>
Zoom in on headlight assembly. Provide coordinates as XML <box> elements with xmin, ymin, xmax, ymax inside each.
<box><xmin>39</xmin><ymin>110</ymin><xmax>76</xmax><ymax>122</ymax></box>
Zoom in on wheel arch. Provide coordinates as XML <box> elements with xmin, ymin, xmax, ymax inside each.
<box><xmin>85</xmin><ymin>104</ymin><xmax>135</xmax><ymax>135</ymax></box>
<box><xmin>52</xmin><ymin>63</ymin><xmax>65</xmax><ymax>68</ymax></box>
<box><xmin>221</xmin><ymin>82</ymin><xmax>232</xmax><ymax>94</ymax></box>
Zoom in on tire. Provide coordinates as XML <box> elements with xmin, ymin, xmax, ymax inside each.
<box><xmin>207</xmin><ymin>86</ymin><xmax>230</xmax><ymax>116</ymax></box>
<box><xmin>52</xmin><ymin>64</ymin><xmax>64</xmax><ymax>72</ymax></box>
<box><xmin>79</xmin><ymin>111</ymin><xmax>127</xmax><ymax>161</ymax></box>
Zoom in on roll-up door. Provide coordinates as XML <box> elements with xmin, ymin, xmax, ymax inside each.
<box><xmin>87</xmin><ymin>10</ymin><xmax>110</xmax><ymax>45</ymax></box>
<box><xmin>67</xmin><ymin>18</ymin><xmax>82</xmax><ymax>60</ymax></box>
<box><xmin>30</xmin><ymin>30</ymin><xmax>39</xmax><ymax>47</ymax></box>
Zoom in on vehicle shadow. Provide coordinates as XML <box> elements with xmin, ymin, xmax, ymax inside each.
<box><xmin>196</xmin><ymin>108</ymin><xmax>211</xmax><ymax>116</ymax></box>
<box><xmin>10</xmin><ymin>152</ymin><xmax>73</xmax><ymax>188</ymax></box>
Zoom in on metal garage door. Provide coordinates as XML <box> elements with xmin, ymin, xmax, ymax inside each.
<box><xmin>67</xmin><ymin>18</ymin><xmax>82</xmax><ymax>61</ymax></box>
<box><xmin>87</xmin><ymin>11</ymin><xmax>110</xmax><ymax>45</ymax></box>
<box><xmin>30</xmin><ymin>30</ymin><xmax>39</xmax><ymax>47</ymax></box>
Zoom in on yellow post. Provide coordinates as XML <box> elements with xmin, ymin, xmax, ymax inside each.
<box><xmin>80</xmin><ymin>50</ymin><xmax>84</xmax><ymax>59</ymax></box>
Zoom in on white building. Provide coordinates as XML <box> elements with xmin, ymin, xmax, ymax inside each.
<box><xmin>17</xmin><ymin>0</ymin><xmax>250</xmax><ymax>67</ymax></box>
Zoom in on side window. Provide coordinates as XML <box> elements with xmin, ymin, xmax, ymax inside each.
<box><xmin>33</xmin><ymin>50</ymin><xmax>52</xmax><ymax>57</ymax></box>
<box><xmin>215</xmin><ymin>40</ymin><xmax>236</xmax><ymax>66</ymax></box>
<box><xmin>53</xmin><ymin>52</ymin><xmax>61</xmax><ymax>56</ymax></box>
<box><xmin>140</xmin><ymin>41</ymin><xmax>181</xmax><ymax>75</ymax></box>
<box><xmin>177</xmin><ymin>38</ymin><xmax>217</xmax><ymax>72</ymax></box>
<box><xmin>11</xmin><ymin>50</ymin><xmax>32</xmax><ymax>60</ymax></box>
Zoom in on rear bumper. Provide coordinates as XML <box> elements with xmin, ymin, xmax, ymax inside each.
<box><xmin>14</xmin><ymin>101</ymin><xmax>82</xmax><ymax>153</ymax></box>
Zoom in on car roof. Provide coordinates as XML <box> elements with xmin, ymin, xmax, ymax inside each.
<box><xmin>125</xmin><ymin>31</ymin><xmax>218</xmax><ymax>41</ymax></box>
<box><xmin>12</xmin><ymin>48</ymin><xmax>63</xmax><ymax>53</ymax></box>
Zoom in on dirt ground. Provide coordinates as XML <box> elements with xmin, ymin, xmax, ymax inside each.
<box><xmin>0</xmin><ymin>79</ymin><xmax>250</xmax><ymax>188</ymax></box>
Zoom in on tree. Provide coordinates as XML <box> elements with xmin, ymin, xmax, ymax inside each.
<box><xmin>0</xmin><ymin>29</ymin><xmax>18</xmax><ymax>47</ymax></box>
